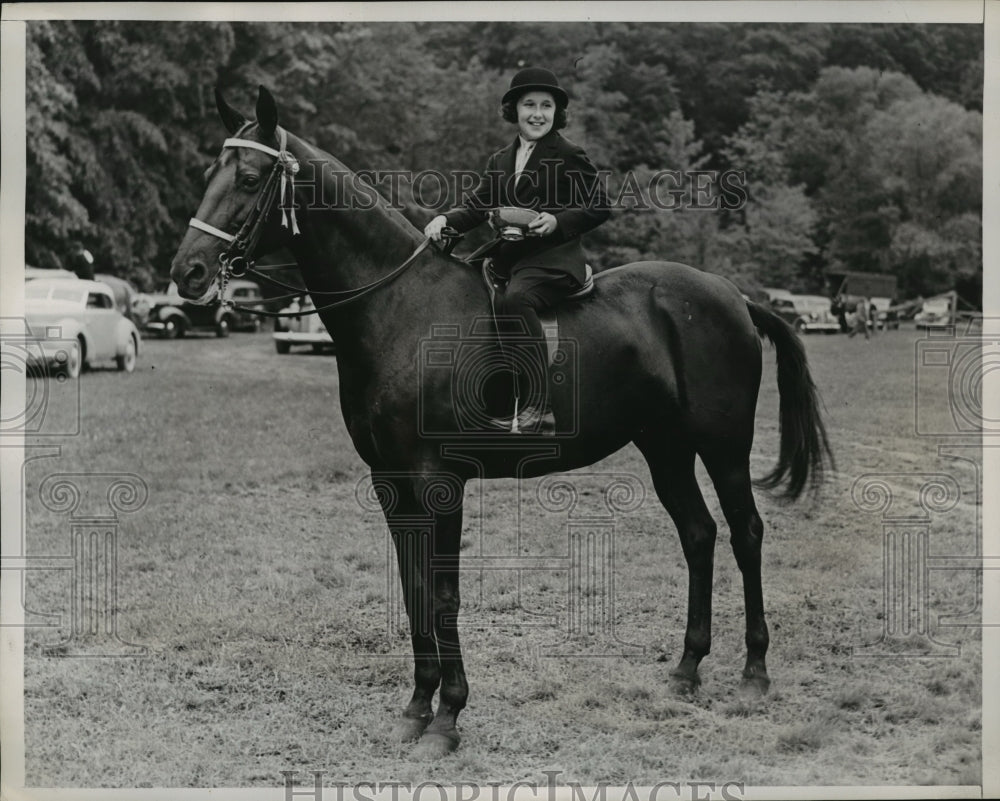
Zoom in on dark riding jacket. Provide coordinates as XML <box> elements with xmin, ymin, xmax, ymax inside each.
<box><xmin>443</xmin><ymin>131</ymin><xmax>611</xmax><ymax>285</ymax></box>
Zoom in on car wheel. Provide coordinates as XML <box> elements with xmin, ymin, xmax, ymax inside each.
<box><xmin>794</xmin><ymin>319</ymin><xmax>807</xmax><ymax>334</ymax></box>
<box><xmin>251</xmin><ymin>318</ymin><xmax>262</xmax><ymax>333</ymax></box>
<box><xmin>275</xmin><ymin>340</ymin><xmax>291</xmax><ymax>354</ymax></box>
<box><xmin>54</xmin><ymin>339</ymin><xmax>83</xmax><ymax>380</ymax></box>
<box><xmin>215</xmin><ymin>317</ymin><xmax>231</xmax><ymax>338</ymax></box>
<box><xmin>116</xmin><ymin>338</ymin><xmax>137</xmax><ymax>373</ymax></box>
<box><xmin>163</xmin><ymin>319</ymin><xmax>181</xmax><ymax>339</ymax></box>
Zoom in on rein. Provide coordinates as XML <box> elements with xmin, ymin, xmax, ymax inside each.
<box><xmin>232</xmin><ymin>239</ymin><xmax>433</xmax><ymax>318</ymax></box>
<box><xmin>189</xmin><ymin>127</ymin><xmax>445</xmax><ymax>319</ymax></box>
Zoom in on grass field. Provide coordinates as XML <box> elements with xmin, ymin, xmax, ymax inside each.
<box><xmin>20</xmin><ymin>323</ymin><xmax>982</xmax><ymax>789</ymax></box>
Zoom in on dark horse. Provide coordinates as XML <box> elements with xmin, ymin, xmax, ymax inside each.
<box><xmin>171</xmin><ymin>87</ymin><xmax>832</xmax><ymax>759</ymax></box>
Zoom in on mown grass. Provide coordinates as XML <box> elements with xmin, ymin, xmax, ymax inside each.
<box><xmin>21</xmin><ymin>327</ymin><xmax>982</xmax><ymax>788</ymax></box>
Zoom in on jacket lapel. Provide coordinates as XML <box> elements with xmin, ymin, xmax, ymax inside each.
<box><xmin>513</xmin><ymin>132</ymin><xmax>559</xmax><ymax>206</ymax></box>
<box><xmin>498</xmin><ymin>137</ymin><xmax>518</xmax><ymax>203</ymax></box>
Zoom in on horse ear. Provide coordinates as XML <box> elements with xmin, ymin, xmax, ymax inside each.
<box><xmin>255</xmin><ymin>85</ymin><xmax>278</xmax><ymax>138</ymax></box>
<box><xmin>215</xmin><ymin>88</ymin><xmax>247</xmax><ymax>135</ymax></box>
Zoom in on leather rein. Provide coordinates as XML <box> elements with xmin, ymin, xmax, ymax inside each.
<box><xmin>188</xmin><ymin>127</ymin><xmax>451</xmax><ymax>319</ymax></box>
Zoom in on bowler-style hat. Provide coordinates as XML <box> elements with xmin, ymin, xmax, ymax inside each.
<box><xmin>501</xmin><ymin>67</ymin><xmax>569</xmax><ymax>108</ymax></box>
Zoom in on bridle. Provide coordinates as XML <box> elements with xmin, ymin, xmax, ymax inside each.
<box><xmin>189</xmin><ymin>125</ymin><xmax>301</xmax><ymax>291</ymax></box>
<box><xmin>188</xmin><ymin>125</ymin><xmax>446</xmax><ymax>318</ymax></box>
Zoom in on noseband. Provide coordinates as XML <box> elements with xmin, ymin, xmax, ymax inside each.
<box><xmin>188</xmin><ymin>126</ymin><xmax>301</xmax><ymax>295</ymax></box>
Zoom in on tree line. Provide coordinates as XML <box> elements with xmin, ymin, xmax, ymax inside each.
<box><xmin>25</xmin><ymin>20</ymin><xmax>982</xmax><ymax>300</ymax></box>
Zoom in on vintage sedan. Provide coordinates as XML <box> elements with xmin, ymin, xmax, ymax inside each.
<box><xmin>771</xmin><ymin>294</ymin><xmax>841</xmax><ymax>334</ymax></box>
<box><xmin>24</xmin><ymin>279</ymin><xmax>141</xmax><ymax>378</ymax></box>
<box><xmin>273</xmin><ymin>296</ymin><xmax>335</xmax><ymax>354</ymax></box>
<box><xmin>143</xmin><ymin>279</ymin><xmax>264</xmax><ymax>338</ymax></box>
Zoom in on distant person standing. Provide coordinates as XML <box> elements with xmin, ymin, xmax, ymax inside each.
<box><xmin>67</xmin><ymin>241</ymin><xmax>95</xmax><ymax>280</ymax></box>
<box><xmin>832</xmin><ymin>294</ymin><xmax>849</xmax><ymax>333</ymax></box>
<box><xmin>847</xmin><ymin>296</ymin><xmax>871</xmax><ymax>340</ymax></box>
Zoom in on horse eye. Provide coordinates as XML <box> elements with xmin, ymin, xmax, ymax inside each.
<box><xmin>240</xmin><ymin>174</ymin><xmax>260</xmax><ymax>189</ymax></box>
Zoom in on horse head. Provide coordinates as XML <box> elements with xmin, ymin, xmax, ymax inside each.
<box><xmin>171</xmin><ymin>86</ymin><xmax>298</xmax><ymax>301</ymax></box>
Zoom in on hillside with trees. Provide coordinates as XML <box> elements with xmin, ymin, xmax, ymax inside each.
<box><xmin>24</xmin><ymin>21</ymin><xmax>982</xmax><ymax>300</ymax></box>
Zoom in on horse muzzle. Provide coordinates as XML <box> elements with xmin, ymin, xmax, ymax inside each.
<box><xmin>170</xmin><ymin>257</ymin><xmax>219</xmax><ymax>303</ymax></box>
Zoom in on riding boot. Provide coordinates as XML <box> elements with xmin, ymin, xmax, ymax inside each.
<box><xmin>486</xmin><ymin>337</ymin><xmax>555</xmax><ymax>435</ymax></box>
<box><xmin>512</xmin><ymin>338</ymin><xmax>555</xmax><ymax>436</ymax></box>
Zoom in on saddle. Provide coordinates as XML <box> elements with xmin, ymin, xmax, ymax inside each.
<box><xmin>481</xmin><ymin>259</ymin><xmax>594</xmax><ymax>367</ymax></box>
<box><xmin>440</xmin><ymin>217</ymin><xmax>595</xmax><ymax>366</ymax></box>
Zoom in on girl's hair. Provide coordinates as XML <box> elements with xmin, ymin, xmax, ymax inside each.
<box><xmin>500</xmin><ymin>98</ymin><xmax>568</xmax><ymax>130</ymax></box>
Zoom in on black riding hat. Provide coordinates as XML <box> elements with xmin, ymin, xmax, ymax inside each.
<box><xmin>501</xmin><ymin>67</ymin><xmax>569</xmax><ymax>108</ymax></box>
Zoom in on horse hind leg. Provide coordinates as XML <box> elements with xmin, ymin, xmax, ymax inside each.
<box><xmin>702</xmin><ymin>453</ymin><xmax>771</xmax><ymax>694</ymax></box>
<box><xmin>636</xmin><ymin>440</ymin><xmax>718</xmax><ymax>693</ymax></box>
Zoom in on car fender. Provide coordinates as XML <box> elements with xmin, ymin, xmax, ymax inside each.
<box><xmin>115</xmin><ymin>319</ymin><xmax>141</xmax><ymax>357</ymax></box>
<box><xmin>158</xmin><ymin>305</ymin><xmax>189</xmax><ymax>324</ymax></box>
<box><xmin>54</xmin><ymin>316</ymin><xmax>89</xmax><ymax>359</ymax></box>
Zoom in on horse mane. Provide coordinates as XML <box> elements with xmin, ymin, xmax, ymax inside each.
<box><xmin>284</xmin><ymin>128</ymin><xmax>427</xmax><ymax>246</ymax></box>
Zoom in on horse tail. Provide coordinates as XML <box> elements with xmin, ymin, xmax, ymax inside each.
<box><xmin>746</xmin><ymin>300</ymin><xmax>834</xmax><ymax>500</ymax></box>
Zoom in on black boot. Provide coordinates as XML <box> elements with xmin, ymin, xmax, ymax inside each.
<box><xmin>513</xmin><ymin>403</ymin><xmax>556</xmax><ymax>436</ymax></box>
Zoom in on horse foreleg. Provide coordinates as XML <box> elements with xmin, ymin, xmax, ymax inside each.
<box><xmin>638</xmin><ymin>441</ymin><xmax>717</xmax><ymax>693</ymax></box>
<box><xmin>412</xmin><ymin>504</ymin><xmax>468</xmax><ymax>759</ymax></box>
<box><xmin>376</xmin><ymin>474</ymin><xmax>440</xmax><ymax>742</ymax></box>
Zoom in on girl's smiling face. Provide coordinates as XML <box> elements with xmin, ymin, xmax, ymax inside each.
<box><xmin>516</xmin><ymin>91</ymin><xmax>556</xmax><ymax>141</ymax></box>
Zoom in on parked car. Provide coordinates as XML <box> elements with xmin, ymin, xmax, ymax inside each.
<box><xmin>762</xmin><ymin>287</ymin><xmax>796</xmax><ymax>305</ymax></box>
<box><xmin>869</xmin><ymin>297</ymin><xmax>900</xmax><ymax>330</ymax></box>
<box><xmin>143</xmin><ymin>279</ymin><xmax>264</xmax><ymax>338</ymax></box>
<box><xmin>25</xmin><ymin>265</ymin><xmax>77</xmax><ymax>281</ymax></box>
<box><xmin>770</xmin><ymin>294</ymin><xmax>841</xmax><ymax>334</ymax></box>
<box><xmin>24</xmin><ymin>279</ymin><xmax>140</xmax><ymax>378</ymax></box>
<box><xmin>914</xmin><ymin>297</ymin><xmax>953</xmax><ymax>329</ymax></box>
<box><xmin>94</xmin><ymin>273</ymin><xmax>150</xmax><ymax>328</ymax></box>
<box><xmin>273</xmin><ymin>296</ymin><xmax>335</xmax><ymax>354</ymax></box>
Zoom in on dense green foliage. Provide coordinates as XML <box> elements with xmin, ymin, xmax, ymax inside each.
<box><xmin>25</xmin><ymin>21</ymin><xmax>981</xmax><ymax>299</ymax></box>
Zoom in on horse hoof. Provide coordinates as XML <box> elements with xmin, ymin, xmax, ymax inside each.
<box><xmin>740</xmin><ymin>672</ymin><xmax>771</xmax><ymax>696</ymax></box>
<box><xmin>669</xmin><ymin>670</ymin><xmax>700</xmax><ymax>696</ymax></box>
<box><xmin>391</xmin><ymin>716</ymin><xmax>431</xmax><ymax>743</ymax></box>
<box><xmin>411</xmin><ymin>731</ymin><xmax>460</xmax><ymax>760</ymax></box>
